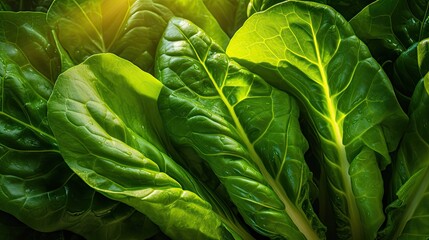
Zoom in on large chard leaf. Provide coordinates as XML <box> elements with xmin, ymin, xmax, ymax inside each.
<box><xmin>0</xmin><ymin>12</ymin><xmax>163</xmax><ymax>240</ymax></box>
<box><xmin>379</xmin><ymin>47</ymin><xmax>429</xmax><ymax>240</ymax></box>
<box><xmin>226</xmin><ymin>1</ymin><xmax>408</xmax><ymax>239</ymax></box>
<box><xmin>156</xmin><ymin>17</ymin><xmax>326</xmax><ymax>240</ymax></box>
<box><xmin>47</xmin><ymin>0</ymin><xmax>229</xmax><ymax>72</ymax></box>
<box><xmin>47</xmin><ymin>53</ymin><xmax>247</xmax><ymax>240</ymax></box>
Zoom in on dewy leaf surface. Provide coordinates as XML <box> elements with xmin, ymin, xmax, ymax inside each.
<box><xmin>47</xmin><ymin>53</ymin><xmax>239</xmax><ymax>240</ymax></box>
<box><xmin>227</xmin><ymin>1</ymin><xmax>408</xmax><ymax>239</ymax></box>
<box><xmin>156</xmin><ymin>17</ymin><xmax>326</xmax><ymax>240</ymax></box>
<box><xmin>47</xmin><ymin>0</ymin><xmax>229</xmax><ymax>72</ymax></box>
<box><xmin>380</xmin><ymin>71</ymin><xmax>429</xmax><ymax>240</ymax></box>
<box><xmin>0</xmin><ymin>12</ymin><xmax>162</xmax><ymax>240</ymax></box>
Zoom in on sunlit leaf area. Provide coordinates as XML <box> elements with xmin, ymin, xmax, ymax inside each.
<box><xmin>0</xmin><ymin>0</ymin><xmax>428</xmax><ymax>239</ymax></box>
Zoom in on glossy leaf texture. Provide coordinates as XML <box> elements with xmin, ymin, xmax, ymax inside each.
<box><xmin>350</xmin><ymin>0</ymin><xmax>429</xmax><ymax>108</ymax></box>
<box><xmin>227</xmin><ymin>1</ymin><xmax>408</xmax><ymax>239</ymax></box>
<box><xmin>0</xmin><ymin>12</ymin><xmax>60</xmax><ymax>82</ymax></box>
<box><xmin>47</xmin><ymin>53</ymin><xmax>243</xmax><ymax>240</ymax></box>
<box><xmin>203</xmin><ymin>0</ymin><xmax>249</xmax><ymax>37</ymax></box>
<box><xmin>380</xmin><ymin>73</ymin><xmax>429</xmax><ymax>239</ymax></box>
<box><xmin>0</xmin><ymin>12</ymin><xmax>164</xmax><ymax>240</ymax></box>
<box><xmin>47</xmin><ymin>0</ymin><xmax>229</xmax><ymax>72</ymax></box>
<box><xmin>156</xmin><ymin>17</ymin><xmax>326</xmax><ymax>240</ymax></box>
<box><xmin>350</xmin><ymin>0</ymin><xmax>429</xmax><ymax>64</ymax></box>
<box><xmin>387</xmin><ymin>43</ymin><xmax>422</xmax><ymax>108</ymax></box>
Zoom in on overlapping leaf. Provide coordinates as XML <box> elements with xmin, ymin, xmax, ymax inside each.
<box><xmin>0</xmin><ymin>12</ymin><xmax>163</xmax><ymax>240</ymax></box>
<box><xmin>227</xmin><ymin>1</ymin><xmax>408</xmax><ymax>239</ymax></box>
<box><xmin>350</xmin><ymin>0</ymin><xmax>429</xmax><ymax>108</ymax></box>
<box><xmin>155</xmin><ymin>17</ymin><xmax>325</xmax><ymax>240</ymax></box>
<box><xmin>379</xmin><ymin>38</ymin><xmax>429</xmax><ymax>239</ymax></box>
<box><xmin>47</xmin><ymin>53</ymin><xmax>248</xmax><ymax>240</ymax></box>
<box><xmin>350</xmin><ymin>0</ymin><xmax>429</xmax><ymax>63</ymax></box>
<box><xmin>47</xmin><ymin>0</ymin><xmax>229</xmax><ymax>72</ymax></box>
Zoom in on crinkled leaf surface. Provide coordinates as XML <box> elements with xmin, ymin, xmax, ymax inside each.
<box><xmin>350</xmin><ymin>0</ymin><xmax>429</xmax><ymax>63</ymax></box>
<box><xmin>227</xmin><ymin>1</ymin><xmax>408</xmax><ymax>239</ymax></box>
<box><xmin>0</xmin><ymin>12</ymin><xmax>162</xmax><ymax>240</ymax></box>
<box><xmin>47</xmin><ymin>53</ymin><xmax>237</xmax><ymax>240</ymax></box>
<box><xmin>47</xmin><ymin>0</ymin><xmax>229</xmax><ymax>72</ymax></box>
<box><xmin>156</xmin><ymin>17</ymin><xmax>326</xmax><ymax>240</ymax></box>
<box><xmin>380</xmin><ymin>73</ymin><xmax>429</xmax><ymax>239</ymax></box>
<box><xmin>350</xmin><ymin>0</ymin><xmax>429</xmax><ymax>108</ymax></box>
<box><xmin>350</xmin><ymin>0</ymin><xmax>429</xmax><ymax>109</ymax></box>
<box><xmin>0</xmin><ymin>12</ymin><xmax>60</xmax><ymax>82</ymax></box>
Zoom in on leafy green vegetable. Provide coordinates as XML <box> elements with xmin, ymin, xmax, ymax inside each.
<box><xmin>380</xmin><ymin>73</ymin><xmax>429</xmax><ymax>239</ymax></box>
<box><xmin>47</xmin><ymin>0</ymin><xmax>229</xmax><ymax>72</ymax></box>
<box><xmin>47</xmin><ymin>53</ymin><xmax>253</xmax><ymax>240</ymax></box>
<box><xmin>0</xmin><ymin>12</ymin><xmax>164</xmax><ymax>240</ymax></box>
<box><xmin>156</xmin><ymin>17</ymin><xmax>326</xmax><ymax>239</ymax></box>
<box><xmin>227</xmin><ymin>1</ymin><xmax>408</xmax><ymax>239</ymax></box>
<box><xmin>1</xmin><ymin>0</ymin><xmax>428</xmax><ymax>238</ymax></box>
<box><xmin>350</xmin><ymin>0</ymin><xmax>429</xmax><ymax>108</ymax></box>
<box><xmin>350</xmin><ymin>0</ymin><xmax>429</xmax><ymax>64</ymax></box>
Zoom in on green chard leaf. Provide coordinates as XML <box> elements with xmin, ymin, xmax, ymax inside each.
<box><xmin>47</xmin><ymin>0</ymin><xmax>229</xmax><ymax>72</ymax></box>
<box><xmin>380</xmin><ymin>73</ymin><xmax>429</xmax><ymax>239</ymax></box>
<box><xmin>47</xmin><ymin>53</ymin><xmax>246</xmax><ymax>240</ymax></box>
<box><xmin>155</xmin><ymin>17</ymin><xmax>326</xmax><ymax>240</ymax></box>
<box><xmin>227</xmin><ymin>1</ymin><xmax>408</xmax><ymax>239</ymax></box>
<box><xmin>350</xmin><ymin>0</ymin><xmax>429</xmax><ymax>63</ymax></box>
<box><xmin>350</xmin><ymin>0</ymin><xmax>429</xmax><ymax>108</ymax></box>
<box><xmin>0</xmin><ymin>12</ymin><xmax>163</xmax><ymax>240</ymax></box>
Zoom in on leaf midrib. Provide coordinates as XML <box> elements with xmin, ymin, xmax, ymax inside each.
<box><xmin>177</xmin><ymin>25</ymin><xmax>320</xmax><ymax>240</ymax></box>
<box><xmin>310</xmin><ymin>16</ymin><xmax>362</xmax><ymax>239</ymax></box>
